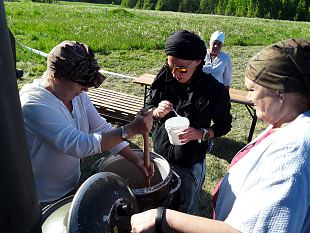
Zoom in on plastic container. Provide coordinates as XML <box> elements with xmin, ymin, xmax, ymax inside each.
<box><xmin>165</xmin><ymin>116</ymin><xmax>190</xmax><ymax>145</ymax></box>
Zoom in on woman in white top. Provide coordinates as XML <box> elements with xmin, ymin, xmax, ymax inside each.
<box><xmin>20</xmin><ymin>41</ymin><xmax>154</xmax><ymax>207</ymax></box>
<box><xmin>203</xmin><ymin>31</ymin><xmax>232</xmax><ymax>89</ymax></box>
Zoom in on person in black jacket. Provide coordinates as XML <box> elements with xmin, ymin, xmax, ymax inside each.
<box><xmin>144</xmin><ymin>29</ymin><xmax>232</xmax><ymax>214</ymax></box>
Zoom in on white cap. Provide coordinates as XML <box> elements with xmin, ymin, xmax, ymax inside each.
<box><xmin>210</xmin><ymin>31</ymin><xmax>225</xmax><ymax>45</ymax></box>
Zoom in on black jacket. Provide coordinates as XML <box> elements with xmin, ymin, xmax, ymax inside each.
<box><xmin>144</xmin><ymin>66</ymin><xmax>232</xmax><ymax>167</ymax></box>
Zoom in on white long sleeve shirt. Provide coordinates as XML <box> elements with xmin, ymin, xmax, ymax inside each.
<box><xmin>216</xmin><ymin>111</ymin><xmax>310</xmax><ymax>232</ymax></box>
<box><xmin>203</xmin><ymin>49</ymin><xmax>232</xmax><ymax>87</ymax></box>
<box><xmin>19</xmin><ymin>79</ymin><xmax>128</xmax><ymax>202</ymax></box>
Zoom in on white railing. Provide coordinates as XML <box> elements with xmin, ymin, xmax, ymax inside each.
<box><xmin>17</xmin><ymin>42</ymin><xmax>136</xmax><ymax>79</ymax></box>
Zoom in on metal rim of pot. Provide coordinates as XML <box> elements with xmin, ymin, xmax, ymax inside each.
<box><xmin>94</xmin><ymin>149</ymin><xmax>174</xmax><ymax>196</ymax></box>
<box><xmin>132</xmin><ymin>149</ymin><xmax>173</xmax><ymax>196</ymax></box>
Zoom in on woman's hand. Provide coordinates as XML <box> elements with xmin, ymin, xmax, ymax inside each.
<box><xmin>128</xmin><ymin>109</ymin><xmax>154</xmax><ymax>136</ymax></box>
<box><xmin>153</xmin><ymin>100</ymin><xmax>173</xmax><ymax>119</ymax></box>
<box><xmin>118</xmin><ymin>147</ymin><xmax>154</xmax><ymax>178</ymax></box>
<box><xmin>178</xmin><ymin>127</ymin><xmax>203</xmax><ymax>144</ymax></box>
<box><xmin>131</xmin><ymin>209</ymin><xmax>157</xmax><ymax>233</ymax></box>
<box><xmin>135</xmin><ymin>156</ymin><xmax>155</xmax><ymax>178</ymax></box>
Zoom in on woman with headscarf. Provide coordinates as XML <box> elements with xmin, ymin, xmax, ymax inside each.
<box><xmin>203</xmin><ymin>31</ymin><xmax>232</xmax><ymax>89</ymax></box>
<box><xmin>19</xmin><ymin>41</ymin><xmax>154</xmax><ymax>208</ymax></box>
<box><xmin>143</xmin><ymin>30</ymin><xmax>232</xmax><ymax>214</ymax></box>
<box><xmin>131</xmin><ymin>39</ymin><xmax>310</xmax><ymax>233</ymax></box>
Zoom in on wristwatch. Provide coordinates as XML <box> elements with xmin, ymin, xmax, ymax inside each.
<box><xmin>120</xmin><ymin>126</ymin><xmax>128</xmax><ymax>140</ymax></box>
<box><xmin>201</xmin><ymin>128</ymin><xmax>209</xmax><ymax>141</ymax></box>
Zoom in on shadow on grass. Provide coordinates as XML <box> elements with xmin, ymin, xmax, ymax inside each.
<box><xmin>195</xmin><ymin>189</ymin><xmax>213</xmax><ymax>218</ymax></box>
<box><xmin>211</xmin><ymin>137</ymin><xmax>246</xmax><ymax>163</ymax></box>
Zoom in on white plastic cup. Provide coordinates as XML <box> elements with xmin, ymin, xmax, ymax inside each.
<box><xmin>165</xmin><ymin>116</ymin><xmax>190</xmax><ymax>145</ymax></box>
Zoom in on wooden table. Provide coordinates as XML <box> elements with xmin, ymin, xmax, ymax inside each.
<box><xmin>133</xmin><ymin>73</ymin><xmax>258</xmax><ymax>142</ymax></box>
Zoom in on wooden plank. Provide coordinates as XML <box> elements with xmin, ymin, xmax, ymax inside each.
<box><xmin>88</xmin><ymin>89</ymin><xmax>144</xmax><ymax>110</ymax></box>
<box><xmin>88</xmin><ymin>90</ymin><xmax>143</xmax><ymax>111</ymax></box>
<box><xmin>87</xmin><ymin>88</ymin><xmax>145</xmax><ymax>124</ymax></box>
<box><xmin>229</xmin><ymin>89</ymin><xmax>252</xmax><ymax>106</ymax></box>
<box><xmin>133</xmin><ymin>73</ymin><xmax>155</xmax><ymax>86</ymax></box>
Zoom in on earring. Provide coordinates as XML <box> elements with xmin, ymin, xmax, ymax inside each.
<box><xmin>277</xmin><ymin>91</ymin><xmax>283</xmax><ymax>104</ymax></box>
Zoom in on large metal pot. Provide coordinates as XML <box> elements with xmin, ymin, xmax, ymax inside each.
<box><xmin>94</xmin><ymin>149</ymin><xmax>180</xmax><ymax>211</ymax></box>
<box><xmin>41</xmin><ymin>150</ymin><xmax>181</xmax><ymax>232</ymax></box>
<box><xmin>41</xmin><ymin>195</ymin><xmax>74</xmax><ymax>233</ymax></box>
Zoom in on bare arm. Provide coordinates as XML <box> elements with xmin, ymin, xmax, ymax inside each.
<box><xmin>131</xmin><ymin>209</ymin><xmax>241</xmax><ymax>233</ymax></box>
<box><xmin>99</xmin><ymin>109</ymin><xmax>154</xmax><ymax>177</ymax></box>
<box><xmin>100</xmin><ymin>109</ymin><xmax>153</xmax><ymax>151</ymax></box>
<box><xmin>164</xmin><ymin>209</ymin><xmax>240</xmax><ymax>233</ymax></box>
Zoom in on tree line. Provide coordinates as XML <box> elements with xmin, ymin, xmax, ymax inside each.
<box><xmin>36</xmin><ymin>0</ymin><xmax>310</xmax><ymax>21</ymax></box>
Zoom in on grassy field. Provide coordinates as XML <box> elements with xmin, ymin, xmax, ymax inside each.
<box><xmin>6</xmin><ymin>1</ymin><xmax>310</xmax><ymax>217</ymax></box>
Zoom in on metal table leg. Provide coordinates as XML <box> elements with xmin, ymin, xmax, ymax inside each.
<box><xmin>143</xmin><ymin>85</ymin><xmax>148</xmax><ymax>107</ymax></box>
<box><xmin>245</xmin><ymin>105</ymin><xmax>258</xmax><ymax>142</ymax></box>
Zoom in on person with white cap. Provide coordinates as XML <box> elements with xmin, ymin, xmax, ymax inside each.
<box><xmin>203</xmin><ymin>31</ymin><xmax>232</xmax><ymax>89</ymax></box>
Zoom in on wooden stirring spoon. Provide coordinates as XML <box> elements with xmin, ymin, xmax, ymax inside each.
<box><xmin>143</xmin><ymin>133</ymin><xmax>151</xmax><ymax>187</ymax></box>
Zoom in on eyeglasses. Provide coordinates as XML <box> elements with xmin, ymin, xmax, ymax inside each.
<box><xmin>73</xmin><ymin>80</ymin><xmax>91</xmax><ymax>87</ymax></box>
<box><xmin>165</xmin><ymin>60</ymin><xmax>193</xmax><ymax>74</ymax></box>
<box><xmin>72</xmin><ymin>73</ymin><xmax>106</xmax><ymax>88</ymax></box>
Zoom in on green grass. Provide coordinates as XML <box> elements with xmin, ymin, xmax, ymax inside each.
<box><xmin>6</xmin><ymin>1</ymin><xmax>308</xmax><ymax>217</ymax></box>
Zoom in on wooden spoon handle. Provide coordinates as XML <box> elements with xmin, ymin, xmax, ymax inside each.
<box><xmin>143</xmin><ymin>133</ymin><xmax>151</xmax><ymax>187</ymax></box>
<box><xmin>143</xmin><ymin>134</ymin><xmax>150</xmax><ymax>167</ymax></box>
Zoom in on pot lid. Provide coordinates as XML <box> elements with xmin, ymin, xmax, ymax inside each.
<box><xmin>42</xmin><ymin>172</ymin><xmax>138</xmax><ymax>233</ymax></box>
<box><xmin>67</xmin><ymin>172</ymin><xmax>138</xmax><ymax>233</ymax></box>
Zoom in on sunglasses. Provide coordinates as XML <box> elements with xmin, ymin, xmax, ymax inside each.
<box><xmin>72</xmin><ymin>73</ymin><xmax>106</xmax><ymax>88</ymax></box>
<box><xmin>165</xmin><ymin>60</ymin><xmax>193</xmax><ymax>74</ymax></box>
<box><xmin>73</xmin><ymin>80</ymin><xmax>93</xmax><ymax>87</ymax></box>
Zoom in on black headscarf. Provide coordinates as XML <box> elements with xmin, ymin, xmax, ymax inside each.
<box><xmin>165</xmin><ymin>30</ymin><xmax>206</xmax><ymax>61</ymax></box>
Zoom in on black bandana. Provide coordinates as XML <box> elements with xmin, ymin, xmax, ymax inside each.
<box><xmin>165</xmin><ymin>30</ymin><xmax>206</xmax><ymax>61</ymax></box>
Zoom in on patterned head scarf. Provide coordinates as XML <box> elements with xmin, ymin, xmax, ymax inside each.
<box><xmin>47</xmin><ymin>41</ymin><xmax>105</xmax><ymax>88</ymax></box>
<box><xmin>245</xmin><ymin>39</ymin><xmax>310</xmax><ymax>95</ymax></box>
<box><xmin>165</xmin><ymin>30</ymin><xmax>206</xmax><ymax>61</ymax></box>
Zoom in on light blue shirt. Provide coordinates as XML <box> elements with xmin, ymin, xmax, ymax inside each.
<box><xmin>216</xmin><ymin>111</ymin><xmax>310</xmax><ymax>232</ymax></box>
<box><xmin>203</xmin><ymin>49</ymin><xmax>232</xmax><ymax>87</ymax></box>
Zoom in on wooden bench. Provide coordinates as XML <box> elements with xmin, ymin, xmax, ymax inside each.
<box><xmin>87</xmin><ymin>88</ymin><xmax>144</xmax><ymax>125</ymax></box>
